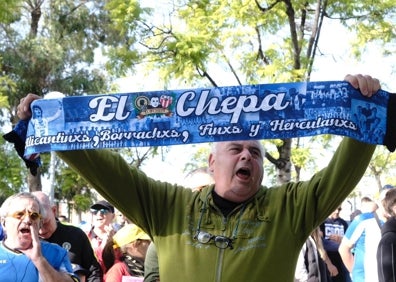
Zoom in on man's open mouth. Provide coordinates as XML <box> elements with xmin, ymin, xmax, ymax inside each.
<box><xmin>19</xmin><ymin>227</ymin><xmax>31</xmax><ymax>234</ymax></box>
<box><xmin>236</xmin><ymin>168</ymin><xmax>251</xmax><ymax>180</ymax></box>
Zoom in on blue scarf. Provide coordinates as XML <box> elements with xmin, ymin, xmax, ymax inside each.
<box><xmin>3</xmin><ymin>80</ymin><xmax>396</xmax><ymax>175</ymax></box>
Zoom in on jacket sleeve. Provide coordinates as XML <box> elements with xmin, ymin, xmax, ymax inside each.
<box><xmin>377</xmin><ymin>235</ymin><xmax>396</xmax><ymax>282</ymax></box>
<box><xmin>57</xmin><ymin>149</ymin><xmax>181</xmax><ymax>237</ymax></box>
<box><xmin>284</xmin><ymin>137</ymin><xmax>376</xmax><ymax>236</ymax></box>
<box><xmin>144</xmin><ymin>243</ymin><xmax>160</xmax><ymax>282</ymax></box>
<box><xmin>384</xmin><ymin>93</ymin><xmax>396</xmax><ymax>152</ymax></box>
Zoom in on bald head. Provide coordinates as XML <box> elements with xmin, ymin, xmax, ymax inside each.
<box><xmin>31</xmin><ymin>191</ymin><xmax>53</xmax><ymax>212</ymax></box>
<box><xmin>211</xmin><ymin>140</ymin><xmax>264</xmax><ymax>156</ymax></box>
<box><xmin>31</xmin><ymin>191</ymin><xmax>58</xmax><ymax>239</ymax></box>
<box><xmin>209</xmin><ymin>140</ymin><xmax>264</xmax><ymax>202</ymax></box>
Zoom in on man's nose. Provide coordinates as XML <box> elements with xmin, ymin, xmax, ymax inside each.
<box><xmin>240</xmin><ymin>149</ymin><xmax>252</xmax><ymax>160</ymax></box>
<box><xmin>21</xmin><ymin>214</ymin><xmax>33</xmax><ymax>224</ymax></box>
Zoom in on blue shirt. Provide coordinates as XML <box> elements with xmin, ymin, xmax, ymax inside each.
<box><xmin>321</xmin><ymin>217</ymin><xmax>349</xmax><ymax>252</ymax></box>
<box><xmin>0</xmin><ymin>240</ymin><xmax>76</xmax><ymax>281</ymax></box>
<box><xmin>344</xmin><ymin>212</ymin><xmax>382</xmax><ymax>282</ymax></box>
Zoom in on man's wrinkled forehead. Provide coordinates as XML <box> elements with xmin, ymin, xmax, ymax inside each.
<box><xmin>218</xmin><ymin>140</ymin><xmax>263</xmax><ymax>152</ymax></box>
<box><xmin>10</xmin><ymin>198</ymin><xmax>39</xmax><ymax>213</ymax></box>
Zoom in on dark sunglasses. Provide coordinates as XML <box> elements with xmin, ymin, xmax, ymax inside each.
<box><xmin>90</xmin><ymin>208</ymin><xmax>110</xmax><ymax>215</ymax></box>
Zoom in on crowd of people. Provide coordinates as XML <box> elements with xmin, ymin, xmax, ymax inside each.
<box><xmin>294</xmin><ymin>186</ymin><xmax>396</xmax><ymax>282</ymax></box>
<box><xmin>2</xmin><ymin>185</ymin><xmax>396</xmax><ymax>282</ymax></box>
<box><xmin>0</xmin><ymin>74</ymin><xmax>395</xmax><ymax>281</ymax></box>
<box><xmin>0</xmin><ymin>195</ymin><xmax>151</xmax><ymax>282</ymax></box>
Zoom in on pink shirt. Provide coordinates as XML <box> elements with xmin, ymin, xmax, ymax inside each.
<box><xmin>105</xmin><ymin>261</ymin><xmax>132</xmax><ymax>281</ymax></box>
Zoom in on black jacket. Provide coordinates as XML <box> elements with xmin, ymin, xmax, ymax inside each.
<box><xmin>46</xmin><ymin>221</ymin><xmax>103</xmax><ymax>282</ymax></box>
<box><xmin>377</xmin><ymin>217</ymin><xmax>396</xmax><ymax>282</ymax></box>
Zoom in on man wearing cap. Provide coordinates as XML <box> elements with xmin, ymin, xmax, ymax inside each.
<box><xmin>87</xmin><ymin>200</ymin><xmax>116</xmax><ymax>274</ymax></box>
<box><xmin>103</xmin><ymin>224</ymin><xmax>151</xmax><ymax>281</ymax></box>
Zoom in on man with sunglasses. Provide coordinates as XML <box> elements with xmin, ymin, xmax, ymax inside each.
<box><xmin>87</xmin><ymin>200</ymin><xmax>115</xmax><ymax>274</ymax></box>
<box><xmin>16</xmin><ymin>74</ymin><xmax>385</xmax><ymax>281</ymax></box>
<box><xmin>32</xmin><ymin>191</ymin><xmax>103</xmax><ymax>282</ymax></box>
<box><xmin>0</xmin><ymin>192</ymin><xmax>78</xmax><ymax>282</ymax></box>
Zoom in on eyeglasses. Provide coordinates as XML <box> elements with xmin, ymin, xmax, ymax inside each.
<box><xmin>90</xmin><ymin>208</ymin><xmax>110</xmax><ymax>215</ymax></box>
<box><xmin>194</xmin><ymin>231</ymin><xmax>234</xmax><ymax>249</ymax></box>
<box><xmin>8</xmin><ymin>210</ymin><xmax>41</xmax><ymax>221</ymax></box>
<box><xmin>193</xmin><ymin>192</ymin><xmax>246</xmax><ymax>250</ymax></box>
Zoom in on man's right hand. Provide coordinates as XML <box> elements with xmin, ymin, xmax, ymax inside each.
<box><xmin>17</xmin><ymin>93</ymin><xmax>42</xmax><ymax>120</ymax></box>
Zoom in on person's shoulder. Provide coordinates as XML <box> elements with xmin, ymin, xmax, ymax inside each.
<box><xmin>40</xmin><ymin>239</ymin><xmax>64</xmax><ymax>248</ymax></box>
<box><xmin>56</xmin><ymin>222</ymin><xmax>91</xmax><ymax>244</ymax></box>
<box><xmin>40</xmin><ymin>240</ymin><xmax>68</xmax><ymax>254</ymax></box>
<box><xmin>379</xmin><ymin>229</ymin><xmax>396</xmax><ymax>245</ymax></box>
<box><xmin>106</xmin><ymin>261</ymin><xmax>129</xmax><ymax>278</ymax></box>
<box><xmin>351</xmin><ymin>212</ymin><xmax>374</xmax><ymax>224</ymax></box>
<box><xmin>39</xmin><ymin>241</ymin><xmax>70</xmax><ymax>264</ymax></box>
<box><xmin>381</xmin><ymin>218</ymin><xmax>396</xmax><ymax>234</ymax></box>
<box><xmin>58</xmin><ymin>221</ymin><xmax>86</xmax><ymax>234</ymax></box>
<box><xmin>338</xmin><ymin>217</ymin><xmax>349</xmax><ymax>225</ymax></box>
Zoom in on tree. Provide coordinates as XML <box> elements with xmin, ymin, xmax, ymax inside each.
<box><xmin>0</xmin><ymin>0</ymin><xmax>150</xmax><ymax>198</ymax></box>
<box><xmin>0</xmin><ymin>136</ymin><xmax>26</xmax><ymax>202</ymax></box>
<box><xmin>368</xmin><ymin>146</ymin><xmax>396</xmax><ymax>192</ymax></box>
<box><xmin>105</xmin><ymin>0</ymin><xmax>395</xmax><ymax>184</ymax></box>
<box><xmin>54</xmin><ymin>159</ymin><xmax>96</xmax><ymax>222</ymax></box>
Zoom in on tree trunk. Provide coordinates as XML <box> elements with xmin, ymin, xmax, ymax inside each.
<box><xmin>277</xmin><ymin>139</ymin><xmax>292</xmax><ymax>184</ymax></box>
<box><xmin>28</xmin><ymin>167</ymin><xmax>42</xmax><ymax>191</ymax></box>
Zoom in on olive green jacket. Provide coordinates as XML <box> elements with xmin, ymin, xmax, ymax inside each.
<box><xmin>59</xmin><ymin>138</ymin><xmax>375</xmax><ymax>282</ymax></box>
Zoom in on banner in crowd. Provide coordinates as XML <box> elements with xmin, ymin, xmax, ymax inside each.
<box><xmin>24</xmin><ymin>81</ymin><xmax>390</xmax><ymax>155</ymax></box>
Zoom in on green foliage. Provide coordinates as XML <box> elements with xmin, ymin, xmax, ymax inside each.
<box><xmin>54</xmin><ymin>158</ymin><xmax>96</xmax><ymax>213</ymax></box>
<box><xmin>116</xmin><ymin>147</ymin><xmax>159</xmax><ymax>168</ymax></box>
<box><xmin>132</xmin><ymin>0</ymin><xmax>321</xmax><ymax>85</ymax></box>
<box><xmin>0</xmin><ymin>137</ymin><xmax>26</xmax><ymax>202</ymax></box>
<box><xmin>183</xmin><ymin>144</ymin><xmax>212</xmax><ymax>173</ymax></box>
<box><xmin>0</xmin><ymin>0</ymin><xmax>394</xmax><ymax>206</ymax></box>
<box><xmin>0</xmin><ymin>0</ymin><xmax>141</xmax><ymax>203</ymax></box>
<box><xmin>121</xmin><ymin>0</ymin><xmax>395</xmax><ymax>184</ymax></box>
<box><xmin>0</xmin><ymin>0</ymin><xmax>117</xmax><ymax>122</ymax></box>
<box><xmin>103</xmin><ymin>0</ymin><xmax>151</xmax><ymax>76</ymax></box>
<box><xmin>325</xmin><ymin>0</ymin><xmax>395</xmax><ymax>58</ymax></box>
<box><xmin>0</xmin><ymin>0</ymin><xmax>22</xmax><ymax>24</ymax></box>
<box><xmin>367</xmin><ymin>146</ymin><xmax>396</xmax><ymax>191</ymax></box>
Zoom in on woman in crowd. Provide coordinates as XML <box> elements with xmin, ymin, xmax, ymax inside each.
<box><xmin>103</xmin><ymin>224</ymin><xmax>151</xmax><ymax>282</ymax></box>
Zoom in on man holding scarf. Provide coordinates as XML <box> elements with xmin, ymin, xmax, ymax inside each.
<box><xmin>13</xmin><ymin>74</ymin><xmax>390</xmax><ymax>281</ymax></box>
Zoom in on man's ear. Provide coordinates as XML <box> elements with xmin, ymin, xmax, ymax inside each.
<box><xmin>51</xmin><ymin>206</ymin><xmax>57</xmax><ymax>216</ymax></box>
<box><xmin>208</xmin><ymin>153</ymin><xmax>215</xmax><ymax>172</ymax></box>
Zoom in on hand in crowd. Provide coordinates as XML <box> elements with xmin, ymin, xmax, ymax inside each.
<box><xmin>19</xmin><ymin>219</ymin><xmax>43</xmax><ymax>262</ymax></box>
